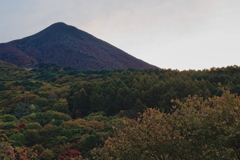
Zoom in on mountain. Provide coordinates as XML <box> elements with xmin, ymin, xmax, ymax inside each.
<box><xmin>0</xmin><ymin>22</ymin><xmax>158</xmax><ymax>70</ymax></box>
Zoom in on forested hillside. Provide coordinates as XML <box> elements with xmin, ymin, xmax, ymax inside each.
<box><xmin>1</xmin><ymin>62</ymin><xmax>240</xmax><ymax>159</ymax></box>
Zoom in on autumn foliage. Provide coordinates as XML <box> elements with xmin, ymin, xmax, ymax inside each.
<box><xmin>94</xmin><ymin>90</ymin><xmax>240</xmax><ymax>159</ymax></box>
<box><xmin>58</xmin><ymin>149</ymin><xmax>81</xmax><ymax>160</ymax></box>
<box><xmin>2</xmin><ymin>63</ymin><xmax>240</xmax><ymax>159</ymax></box>
<box><xmin>15</xmin><ymin>123</ymin><xmax>25</xmax><ymax>130</ymax></box>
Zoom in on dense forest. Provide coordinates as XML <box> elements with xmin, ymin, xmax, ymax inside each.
<box><xmin>1</xmin><ymin>61</ymin><xmax>240</xmax><ymax>159</ymax></box>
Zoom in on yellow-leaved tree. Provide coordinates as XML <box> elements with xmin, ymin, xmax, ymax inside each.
<box><xmin>93</xmin><ymin>90</ymin><xmax>240</xmax><ymax>160</ymax></box>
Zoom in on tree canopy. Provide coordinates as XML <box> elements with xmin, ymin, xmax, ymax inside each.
<box><xmin>1</xmin><ymin>63</ymin><xmax>240</xmax><ymax>159</ymax></box>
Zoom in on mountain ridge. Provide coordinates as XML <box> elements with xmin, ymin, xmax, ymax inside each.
<box><xmin>0</xmin><ymin>22</ymin><xmax>158</xmax><ymax>70</ymax></box>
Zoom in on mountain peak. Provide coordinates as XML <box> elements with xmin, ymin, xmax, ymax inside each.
<box><xmin>47</xmin><ymin>22</ymin><xmax>73</xmax><ymax>29</ymax></box>
<box><xmin>51</xmin><ymin>22</ymin><xmax>67</xmax><ymax>26</ymax></box>
<box><xmin>42</xmin><ymin>22</ymin><xmax>80</xmax><ymax>35</ymax></box>
<box><xmin>0</xmin><ymin>23</ymin><xmax>158</xmax><ymax>70</ymax></box>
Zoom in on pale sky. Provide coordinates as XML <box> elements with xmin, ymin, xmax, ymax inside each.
<box><xmin>1</xmin><ymin>0</ymin><xmax>240</xmax><ymax>70</ymax></box>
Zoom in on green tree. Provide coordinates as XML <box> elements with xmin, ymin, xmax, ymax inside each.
<box><xmin>133</xmin><ymin>98</ymin><xmax>147</xmax><ymax>112</ymax></box>
<box><xmin>0</xmin><ymin>114</ymin><xmax>17</xmax><ymax>122</ymax></box>
<box><xmin>23</xmin><ymin>129</ymin><xmax>39</xmax><ymax>146</ymax></box>
<box><xmin>52</xmin><ymin>102</ymin><xmax>70</xmax><ymax>113</ymax></box>
<box><xmin>9</xmin><ymin>133</ymin><xmax>26</xmax><ymax>146</ymax></box>
<box><xmin>24</xmin><ymin>122</ymin><xmax>42</xmax><ymax>130</ymax></box>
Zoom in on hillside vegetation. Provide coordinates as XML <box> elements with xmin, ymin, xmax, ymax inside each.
<box><xmin>1</xmin><ymin>62</ymin><xmax>240</xmax><ymax>159</ymax></box>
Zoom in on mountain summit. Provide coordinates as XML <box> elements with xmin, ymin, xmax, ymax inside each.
<box><xmin>0</xmin><ymin>22</ymin><xmax>157</xmax><ymax>70</ymax></box>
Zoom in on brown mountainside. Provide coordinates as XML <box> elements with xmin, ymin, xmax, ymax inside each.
<box><xmin>0</xmin><ymin>22</ymin><xmax>157</xmax><ymax>70</ymax></box>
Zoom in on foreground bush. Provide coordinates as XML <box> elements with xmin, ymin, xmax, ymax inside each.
<box><xmin>94</xmin><ymin>90</ymin><xmax>240</xmax><ymax>160</ymax></box>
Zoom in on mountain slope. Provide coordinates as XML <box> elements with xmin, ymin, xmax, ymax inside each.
<box><xmin>0</xmin><ymin>22</ymin><xmax>158</xmax><ymax>70</ymax></box>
